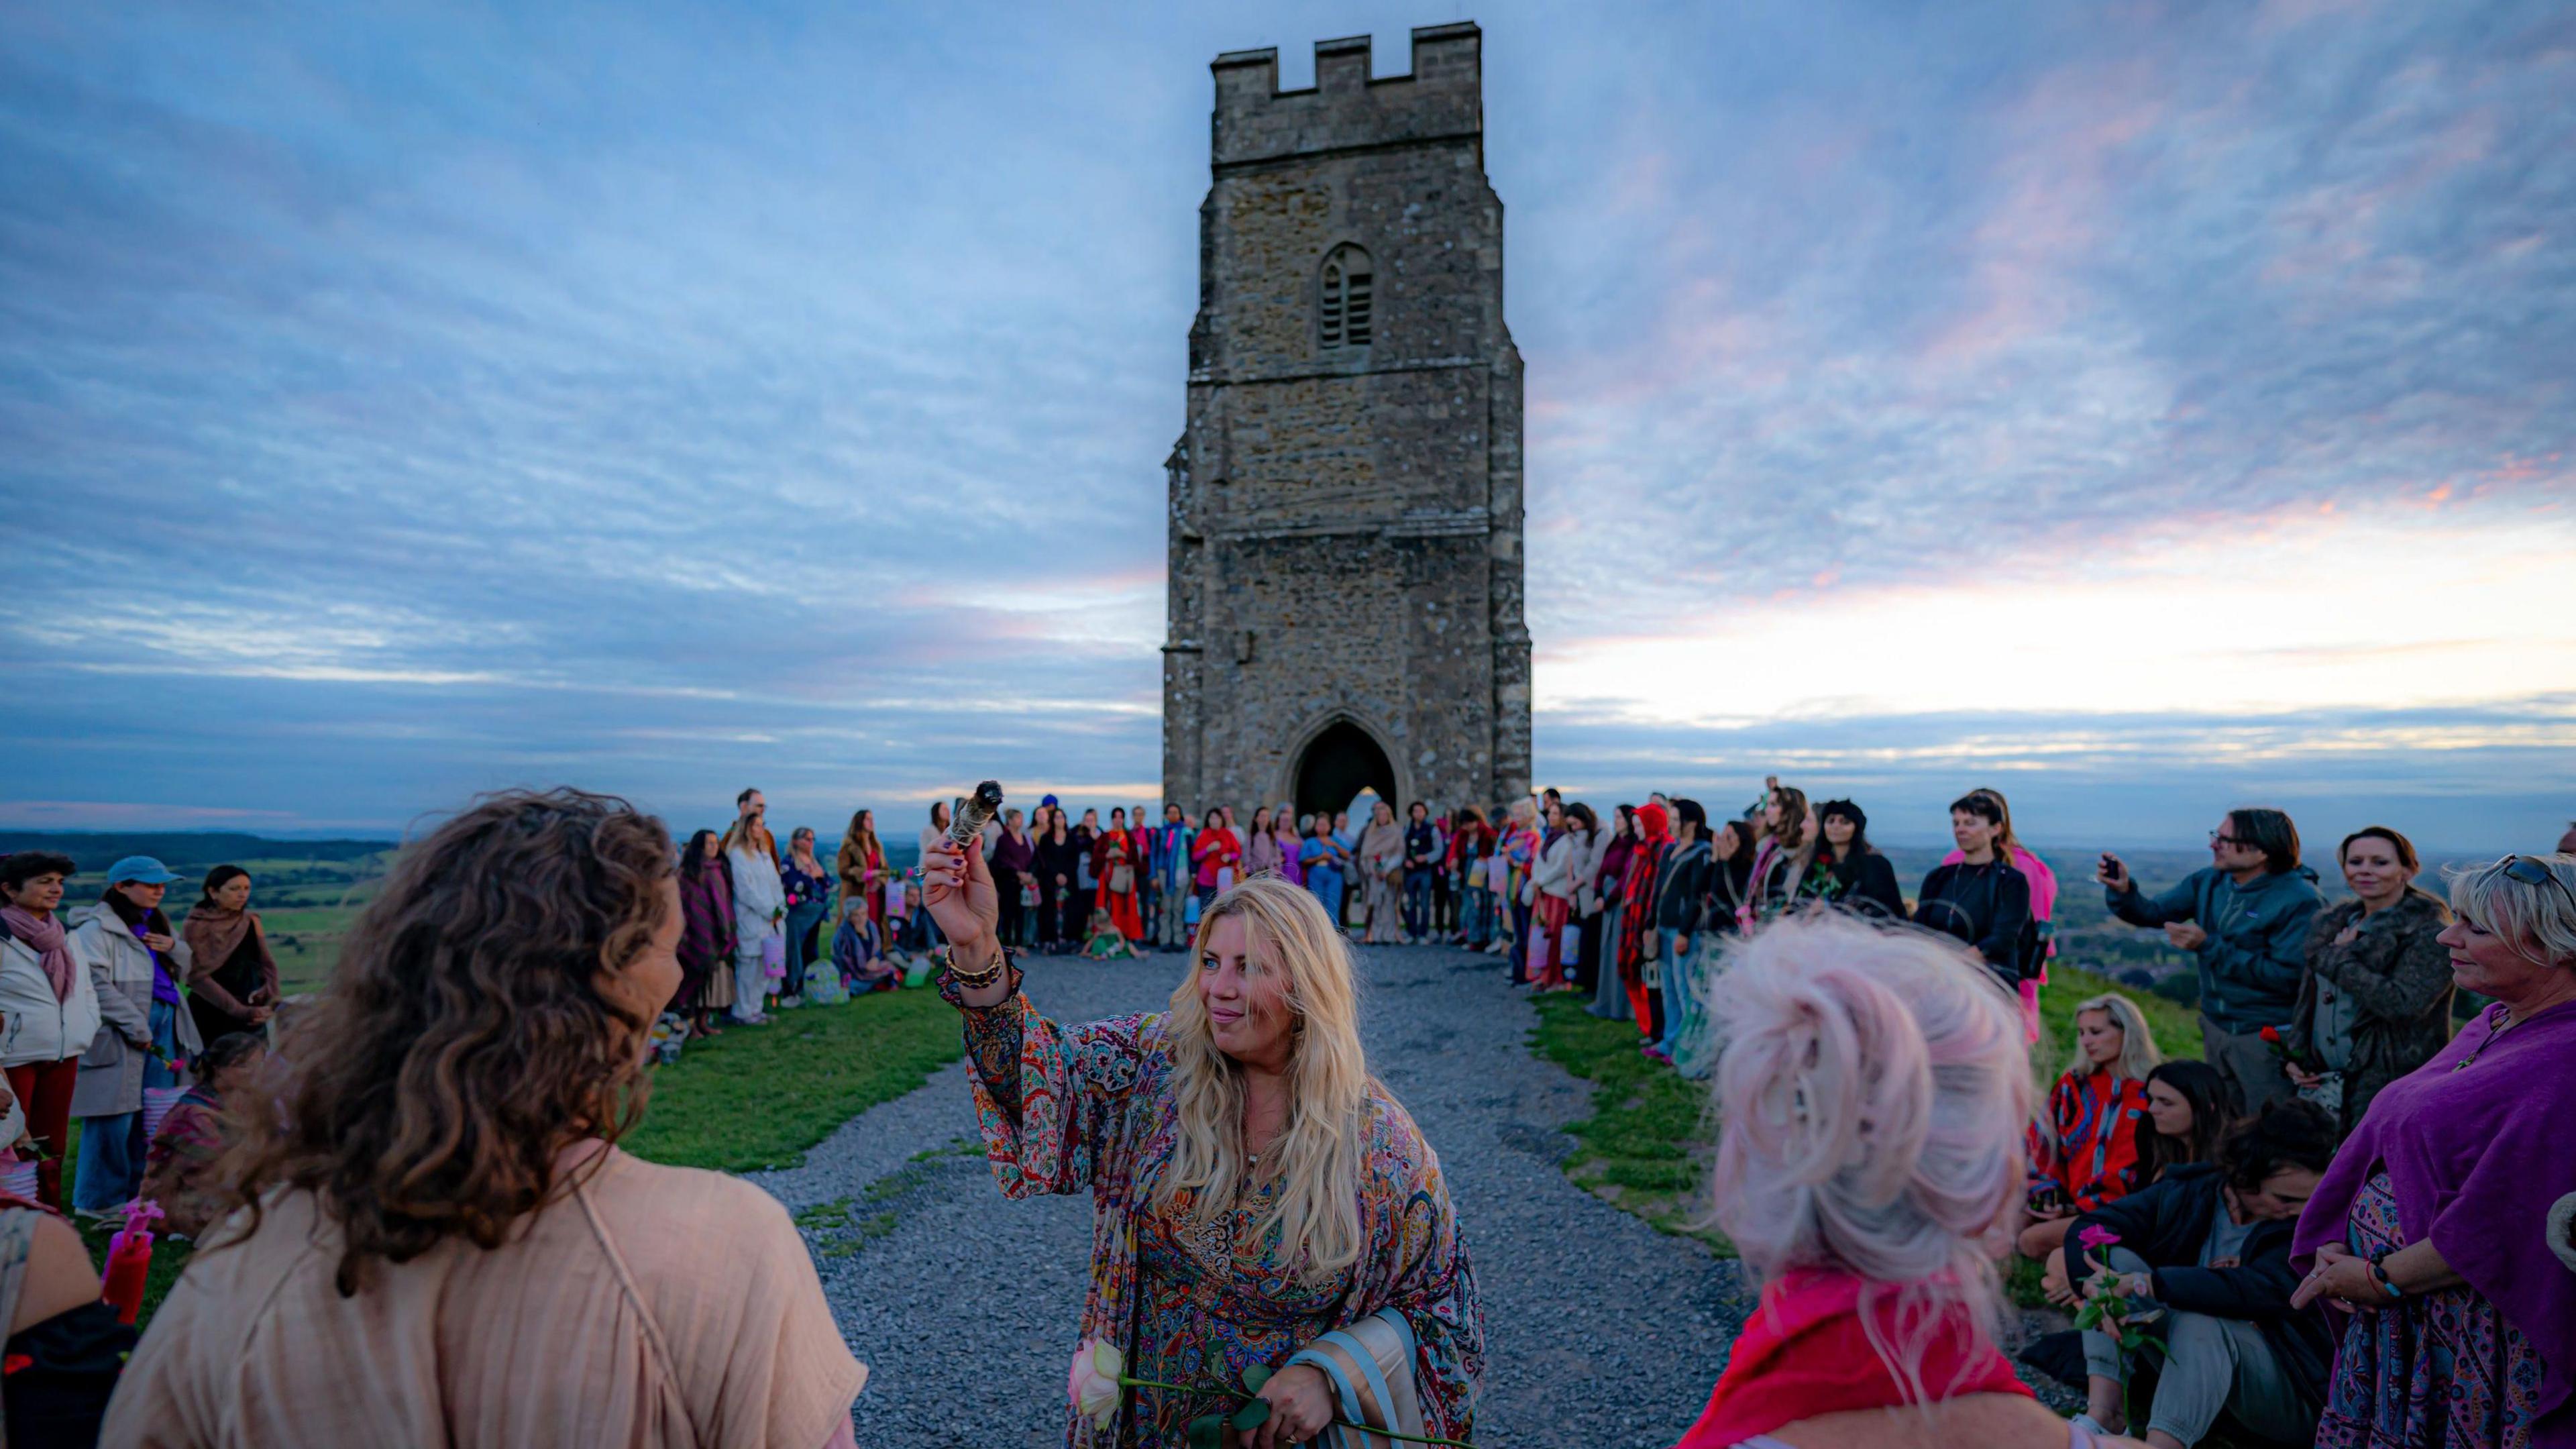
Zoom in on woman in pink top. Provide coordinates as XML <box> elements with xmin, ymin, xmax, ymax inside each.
<box><xmin>105</xmin><ymin>788</ymin><xmax>866</xmax><ymax>1449</ymax></box>
<box><xmin>1941</xmin><ymin>787</ymin><xmax>2059</xmax><ymax>1043</ymax></box>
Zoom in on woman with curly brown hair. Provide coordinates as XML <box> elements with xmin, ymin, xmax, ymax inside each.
<box><xmin>103</xmin><ymin>788</ymin><xmax>865</xmax><ymax>1448</ymax></box>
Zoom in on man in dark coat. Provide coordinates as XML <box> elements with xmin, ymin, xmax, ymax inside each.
<box><xmin>2059</xmin><ymin>1100</ymin><xmax>2340</xmax><ymax>1447</ymax></box>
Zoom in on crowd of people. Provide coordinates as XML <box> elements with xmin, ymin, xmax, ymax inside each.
<box><xmin>0</xmin><ymin>782</ymin><xmax>2567</xmax><ymax>1448</ymax></box>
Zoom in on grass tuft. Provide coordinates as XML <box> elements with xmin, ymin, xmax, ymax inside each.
<box><xmin>622</xmin><ymin>989</ymin><xmax>963</xmax><ymax>1173</ymax></box>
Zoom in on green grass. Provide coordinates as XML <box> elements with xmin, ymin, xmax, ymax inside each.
<box><xmin>2035</xmin><ymin>961</ymin><xmax>2202</xmax><ymax>1082</ymax></box>
<box><xmin>621</xmin><ymin>988</ymin><xmax>963</xmax><ymax>1172</ymax></box>
<box><xmin>62</xmin><ymin>983</ymin><xmax>962</xmax><ymax>1332</ymax></box>
<box><xmin>1527</xmin><ymin>993</ymin><xmax>1727</xmax><ymax>1251</ymax></box>
<box><xmin>1528</xmin><ymin>963</ymin><xmax>2206</xmax><ymax>1270</ymax></box>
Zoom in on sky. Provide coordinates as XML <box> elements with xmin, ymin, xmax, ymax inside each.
<box><xmin>4</xmin><ymin>0</ymin><xmax>2572</xmax><ymax>852</ymax></box>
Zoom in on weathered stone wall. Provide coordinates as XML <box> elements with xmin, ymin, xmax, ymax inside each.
<box><xmin>1163</xmin><ymin>22</ymin><xmax>1530</xmax><ymax>817</ymax></box>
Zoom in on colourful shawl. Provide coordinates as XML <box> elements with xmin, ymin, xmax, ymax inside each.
<box><xmin>2292</xmin><ymin>1000</ymin><xmax>2576</xmax><ymax>1423</ymax></box>
<box><xmin>951</xmin><ymin>986</ymin><xmax>1483</xmax><ymax>1448</ymax></box>
<box><xmin>0</xmin><ymin>906</ymin><xmax>74</xmax><ymax>1001</ymax></box>
<box><xmin>1617</xmin><ymin>807</ymin><xmax>1673</xmax><ymax>979</ymax></box>
<box><xmin>2030</xmin><ymin>1067</ymin><xmax>2152</xmax><ymax>1211</ymax></box>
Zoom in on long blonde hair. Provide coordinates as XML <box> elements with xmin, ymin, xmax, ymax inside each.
<box><xmin>2062</xmin><ymin>993</ymin><xmax>2161</xmax><ymax>1083</ymax></box>
<box><xmin>1151</xmin><ymin>876</ymin><xmax>1373</xmax><ymax>1281</ymax></box>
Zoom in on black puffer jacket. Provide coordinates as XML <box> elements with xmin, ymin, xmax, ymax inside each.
<box><xmin>2064</xmin><ymin>1165</ymin><xmax>2335</xmax><ymax>1413</ymax></box>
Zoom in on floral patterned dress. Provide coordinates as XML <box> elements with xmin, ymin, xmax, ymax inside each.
<box><xmin>949</xmin><ymin>975</ymin><xmax>1484</xmax><ymax>1448</ymax></box>
<box><xmin>2316</xmin><ymin>1171</ymin><xmax>2551</xmax><ymax>1448</ymax></box>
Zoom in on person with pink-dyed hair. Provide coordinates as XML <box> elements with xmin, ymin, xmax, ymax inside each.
<box><xmin>1672</xmin><ymin>912</ymin><xmax>2143</xmax><ymax>1449</ymax></box>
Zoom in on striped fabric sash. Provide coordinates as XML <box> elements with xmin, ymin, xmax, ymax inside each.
<box><xmin>1286</xmin><ymin>1310</ymin><xmax>1426</xmax><ymax>1448</ymax></box>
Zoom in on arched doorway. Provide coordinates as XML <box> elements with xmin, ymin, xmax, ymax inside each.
<box><xmin>1293</xmin><ymin>719</ymin><xmax>1397</xmax><ymax>823</ymax></box>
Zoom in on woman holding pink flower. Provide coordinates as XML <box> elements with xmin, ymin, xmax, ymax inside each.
<box><xmin>919</xmin><ymin>842</ymin><xmax>1483</xmax><ymax>1449</ymax></box>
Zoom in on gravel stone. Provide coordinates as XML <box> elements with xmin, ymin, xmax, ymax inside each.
<box><xmin>747</xmin><ymin>943</ymin><xmax>1750</xmax><ymax>1447</ymax></box>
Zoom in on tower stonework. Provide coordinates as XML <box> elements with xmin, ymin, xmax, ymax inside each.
<box><xmin>1161</xmin><ymin>23</ymin><xmax>1532</xmax><ymax>821</ymax></box>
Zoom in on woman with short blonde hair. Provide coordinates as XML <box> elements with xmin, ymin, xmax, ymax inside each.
<box><xmin>921</xmin><ymin>851</ymin><xmax>1483</xmax><ymax>1449</ymax></box>
<box><xmin>2292</xmin><ymin>853</ymin><xmax>2576</xmax><ymax>1448</ymax></box>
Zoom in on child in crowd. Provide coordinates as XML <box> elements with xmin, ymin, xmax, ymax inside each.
<box><xmin>2023</xmin><ymin>993</ymin><xmax>2160</xmax><ymax>1260</ymax></box>
<box><xmin>1081</xmin><ymin>908</ymin><xmax>1138</xmax><ymax>961</ymax></box>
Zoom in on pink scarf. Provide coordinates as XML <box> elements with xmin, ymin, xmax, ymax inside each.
<box><xmin>0</xmin><ymin>906</ymin><xmax>75</xmax><ymax>1002</ymax></box>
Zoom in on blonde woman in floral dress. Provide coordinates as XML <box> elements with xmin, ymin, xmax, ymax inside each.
<box><xmin>918</xmin><ymin>844</ymin><xmax>1483</xmax><ymax>1449</ymax></box>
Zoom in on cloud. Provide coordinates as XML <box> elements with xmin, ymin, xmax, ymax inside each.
<box><xmin>2</xmin><ymin>0</ymin><xmax>2571</xmax><ymax>838</ymax></box>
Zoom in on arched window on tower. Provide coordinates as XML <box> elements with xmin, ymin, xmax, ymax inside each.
<box><xmin>1318</xmin><ymin>244</ymin><xmax>1373</xmax><ymax>350</ymax></box>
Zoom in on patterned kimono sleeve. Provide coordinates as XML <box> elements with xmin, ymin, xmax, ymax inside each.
<box><xmin>1293</xmin><ymin>1123</ymin><xmax>1487</xmax><ymax>1444</ymax></box>
<box><xmin>952</xmin><ymin>985</ymin><xmax>1159</xmax><ymax>1201</ymax></box>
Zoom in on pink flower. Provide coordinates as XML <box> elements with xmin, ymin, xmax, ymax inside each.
<box><xmin>2077</xmin><ymin>1225</ymin><xmax>2121</xmax><ymax>1251</ymax></box>
<box><xmin>1067</xmin><ymin>1340</ymin><xmax>1124</xmax><ymax>1427</ymax></box>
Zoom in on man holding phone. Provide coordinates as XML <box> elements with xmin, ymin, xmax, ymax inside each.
<box><xmin>2098</xmin><ymin>808</ymin><xmax>2323</xmax><ymax>1112</ymax></box>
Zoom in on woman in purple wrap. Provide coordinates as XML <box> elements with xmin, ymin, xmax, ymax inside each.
<box><xmin>2290</xmin><ymin>853</ymin><xmax>2576</xmax><ymax>1448</ymax></box>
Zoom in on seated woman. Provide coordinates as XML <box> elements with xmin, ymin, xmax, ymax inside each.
<box><xmin>2063</xmin><ymin>1099</ymin><xmax>2339</xmax><ymax>1448</ymax></box>
<box><xmin>105</xmin><ymin>788</ymin><xmax>867</xmax><ymax>1448</ymax></box>
<box><xmin>2290</xmin><ymin>853</ymin><xmax>2576</xmax><ymax>1449</ymax></box>
<box><xmin>2023</xmin><ymin>994</ymin><xmax>2163</xmax><ymax>1260</ymax></box>
<box><xmin>1672</xmin><ymin>912</ymin><xmax>2142</xmax><ymax>1449</ymax></box>
<box><xmin>138</xmin><ymin>1029</ymin><xmax>269</xmax><ymax>1240</ymax></box>
<box><xmin>1080</xmin><ymin>907</ymin><xmax>1139</xmax><ymax>961</ymax></box>
<box><xmin>1</xmin><ymin>1187</ymin><xmax>131</xmax><ymax>1444</ymax></box>
<box><xmin>2035</xmin><ymin>1059</ymin><xmax>2237</xmax><ymax>1314</ymax></box>
<box><xmin>917</xmin><ymin>847</ymin><xmax>1483</xmax><ymax>1449</ymax></box>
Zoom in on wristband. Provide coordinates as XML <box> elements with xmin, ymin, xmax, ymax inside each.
<box><xmin>2369</xmin><ymin>1258</ymin><xmax>2402</xmax><ymax>1299</ymax></box>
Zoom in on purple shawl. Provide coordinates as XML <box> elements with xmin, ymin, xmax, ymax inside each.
<box><xmin>2292</xmin><ymin>1000</ymin><xmax>2576</xmax><ymax>1421</ymax></box>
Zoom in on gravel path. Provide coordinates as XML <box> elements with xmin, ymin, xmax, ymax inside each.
<box><xmin>747</xmin><ymin>943</ymin><xmax>1748</xmax><ymax>1448</ymax></box>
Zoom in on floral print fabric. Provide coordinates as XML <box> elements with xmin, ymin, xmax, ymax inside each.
<box><xmin>948</xmin><ymin>978</ymin><xmax>1484</xmax><ymax>1448</ymax></box>
<box><xmin>2316</xmin><ymin>1171</ymin><xmax>2549</xmax><ymax>1449</ymax></box>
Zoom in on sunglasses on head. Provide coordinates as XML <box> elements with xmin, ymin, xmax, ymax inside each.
<box><xmin>2496</xmin><ymin>855</ymin><xmax>2576</xmax><ymax>913</ymax></box>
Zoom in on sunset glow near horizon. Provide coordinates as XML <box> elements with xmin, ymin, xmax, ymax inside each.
<box><xmin>5</xmin><ymin>1</ymin><xmax>2571</xmax><ymax>852</ymax></box>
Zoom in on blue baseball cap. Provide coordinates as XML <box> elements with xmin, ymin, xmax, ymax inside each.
<box><xmin>103</xmin><ymin>855</ymin><xmax>181</xmax><ymax>886</ymax></box>
<box><xmin>1040</xmin><ymin>794</ymin><xmax>1061</xmax><ymax>808</ymax></box>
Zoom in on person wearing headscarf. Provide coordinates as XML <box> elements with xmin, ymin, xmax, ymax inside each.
<box><xmin>0</xmin><ymin>851</ymin><xmax>102</xmax><ymax>1210</ymax></box>
<box><xmin>68</xmin><ymin>857</ymin><xmax>205</xmax><ymax>1214</ymax></box>
<box><xmin>1093</xmin><ymin>808</ymin><xmax>1146</xmax><ymax>944</ymax></box>
<box><xmin>1356</xmin><ymin>802</ymin><xmax>1407</xmax><ymax>947</ymax></box>
<box><xmin>674</xmin><ymin>828</ymin><xmax>735</xmax><ymax>1036</ymax></box>
<box><xmin>1616</xmin><ymin>803</ymin><xmax>1674</xmax><ymax>1034</ymax></box>
<box><xmin>178</xmin><ymin>865</ymin><xmax>280</xmax><ymax>1049</ymax></box>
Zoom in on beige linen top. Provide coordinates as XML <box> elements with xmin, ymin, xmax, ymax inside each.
<box><xmin>101</xmin><ymin>1144</ymin><xmax>865</xmax><ymax>1449</ymax></box>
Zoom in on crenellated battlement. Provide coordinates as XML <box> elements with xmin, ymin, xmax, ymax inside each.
<box><xmin>1210</xmin><ymin>22</ymin><xmax>1481</xmax><ymax>171</ymax></box>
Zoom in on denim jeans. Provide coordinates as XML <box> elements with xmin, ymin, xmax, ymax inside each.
<box><xmin>782</xmin><ymin>900</ymin><xmax>829</xmax><ymax>999</ymax></box>
<box><xmin>1654</xmin><ymin>928</ymin><xmax>1694</xmax><ymax>1059</ymax></box>
<box><xmin>1307</xmin><ymin>871</ymin><xmax>1344</xmax><ymax>927</ymax></box>
<box><xmin>1402</xmin><ymin>869</ymin><xmax>1434</xmax><ymax>938</ymax></box>
<box><xmin>72</xmin><ymin>998</ymin><xmax>180</xmax><ymax>1212</ymax></box>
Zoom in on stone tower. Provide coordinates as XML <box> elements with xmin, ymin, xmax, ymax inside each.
<box><xmin>1160</xmin><ymin>23</ymin><xmax>1531</xmax><ymax>822</ymax></box>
